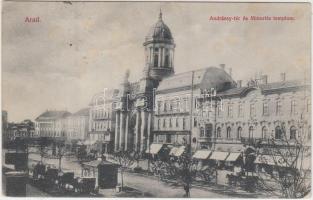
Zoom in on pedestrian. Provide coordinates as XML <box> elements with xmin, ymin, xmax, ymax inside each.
<box><xmin>183</xmin><ymin>183</ymin><xmax>190</xmax><ymax>197</ymax></box>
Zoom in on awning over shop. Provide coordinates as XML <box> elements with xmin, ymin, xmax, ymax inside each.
<box><xmin>169</xmin><ymin>146</ymin><xmax>185</xmax><ymax>157</ymax></box>
<box><xmin>83</xmin><ymin>140</ymin><xmax>97</xmax><ymax>145</ymax></box>
<box><xmin>169</xmin><ymin>147</ymin><xmax>178</xmax><ymax>156</ymax></box>
<box><xmin>255</xmin><ymin>155</ymin><xmax>291</xmax><ymax>167</ymax></box>
<box><xmin>225</xmin><ymin>152</ymin><xmax>242</xmax><ymax>162</ymax></box>
<box><xmin>146</xmin><ymin>143</ymin><xmax>163</xmax><ymax>154</ymax></box>
<box><xmin>193</xmin><ymin>150</ymin><xmax>212</xmax><ymax>160</ymax></box>
<box><xmin>209</xmin><ymin>151</ymin><xmax>229</xmax><ymax>161</ymax></box>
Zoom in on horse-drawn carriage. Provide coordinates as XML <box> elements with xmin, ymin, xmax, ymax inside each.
<box><xmin>31</xmin><ymin>162</ymin><xmax>98</xmax><ymax>195</ymax></box>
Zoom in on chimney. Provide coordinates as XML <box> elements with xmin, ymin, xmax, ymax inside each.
<box><xmin>261</xmin><ymin>75</ymin><xmax>268</xmax><ymax>84</ymax></box>
<box><xmin>220</xmin><ymin>64</ymin><xmax>225</xmax><ymax>71</ymax></box>
<box><xmin>228</xmin><ymin>68</ymin><xmax>232</xmax><ymax>77</ymax></box>
<box><xmin>237</xmin><ymin>80</ymin><xmax>242</xmax><ymax>88</ymax></box>
<box><xmin>280</xmin><ymin>73</ymin><xmax>286</xmax><ymax>82</ymax></box>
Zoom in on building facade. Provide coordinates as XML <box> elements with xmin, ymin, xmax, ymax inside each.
<box><xmin>88</xmin><ymin>89</ymin><xmax>119</xmax><ymax>153</ymax></box>
<box><xmin>65</xmin><ymin>108</ymin><xmax>90</xmax><ymax>141</ymax></box>
<box><xmin>6</xmin><ymin>120</ymin><xmax>35</xmax><ymax>141</ymax></box>
<box><xmin>35</xmin><ymin>110</ymin><xmax>71</xmax><ymax>138</ymax></box>
<box><xmin>196</xmin><ymin>76</ymin><xmax>311</xmax><ymax>152</ymax></box>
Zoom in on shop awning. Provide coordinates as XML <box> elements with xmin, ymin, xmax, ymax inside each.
<box><xmin>169</xmin><ymin>146</ymin><xmax>185</xmax><ymax>157</ymax></box>
<box><xmin>146</xmin><ymin>143</ymin><xmax>163</xmax><ymax>154</ymax></box>
<box><xmin>193</xmin><ymin>150</ymin><xmax>212</xmax><ymax>160</ymax></box>
<box><xmin>225</xmin><ymin>152</ymin><xmax>242</xmax><ymax>162</ymax></box>
<box><xmin>169</xmin><ymin>147</ymin><xmax>178</xmax><ymax>156</ymax></box>
<box><xmin>255</xmin><ymin>155</ymin><xmax>290</xmax><ymax>167</ymax></box>
<box><xmin>83</xmin><ymin>140</ymin><xmax>97</xmax><ymax>145</ymax></box>
<box><xmin>209</xmin><ymin>151</ymin><xmax>229</xmax><ymax>161</ymax></box>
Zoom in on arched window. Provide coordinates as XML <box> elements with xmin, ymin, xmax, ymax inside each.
<box><xmin>237</xmin><ymin>127</ymin><xmax>242</xmax><ymax>139</ymax></box>
<box><xmin>249</xmin><ymin>126</ymin><xmax>254</xmax><ymax>138</ymax></box>
<box><xmin>290</xmin><ymin>126</ymin><xmax>297</xmax><ymax>140</ymax></box>
<box><xmin>217</xmin><ymin>127</ymin><xmax>221</xmax><ymax>138</ymax></box>
<box><xmin>262</xmin><ymin>126</ymin><xmax>268</xmax><ymax>139</ymax></box>
<box><xmin>227</xmin><ymin>127</ymin><xmax>231</xmax><ymax>138</ymax></box>
<box><xmin>275</xmin><ymin>126</ymin><xmax>283</xmax><ymax>140</ymax></box>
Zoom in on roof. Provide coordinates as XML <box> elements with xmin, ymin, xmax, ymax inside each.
<box><xmin>193</xmin><ymin>150</ymin><xmax>212</xmax><ymax>160</ymax></box>
<box><xmin>35</xmin><ymin>110</ymin><xmax>71</xmax><ymax>121</ymax></box>
<box><xmin>209</xmin><ymin>151</ymin><xmax>229</xmax><ymax>161</ymax></box>
<box><xmin>157</xmin><ymin>67</ymin><xmax>236</xmax><ymax>93</ymax></box>
<box><xmin>146</xmin><ymin>143</ymin><xmax>164</xmax><ymax>154</ymax></box>
<box><xmin>73</xmin><ymin>108</ymin><xmax>90</xmax><ymax>116</ymax></box>
<box><xmin>145</xmin><ymin>11</ymin><xmax>173</xmax><ymax>43</ymax></box>
<box><xmin>218</xmin><ymin>80</ymin><xmax>308</xmax><ymax>98</ymax></box>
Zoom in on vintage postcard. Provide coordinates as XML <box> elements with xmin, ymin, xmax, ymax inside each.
<box><xmin>1</xmin><ymin>1</ymin><xmax>311</xmax><ymax>198</ymax></box>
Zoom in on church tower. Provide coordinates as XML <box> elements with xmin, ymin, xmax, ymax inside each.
<box><xmin>143</xmin><ymin>10</ymin><xmax>175</xmax><ymax>81</ymax></box>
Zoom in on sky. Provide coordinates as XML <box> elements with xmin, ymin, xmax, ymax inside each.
<box><xmin>2</xmin><ymin>2</ymin><xmax>311</xmax><ymax>122</ymax></box>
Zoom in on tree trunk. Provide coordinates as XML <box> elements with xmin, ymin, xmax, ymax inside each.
<box><xmin>59</xmin><ymin>157</ymin><xmax>62</xmax><ymax>171</ymax></box>
<box><xmin>121</xmin><ymin>169</ymin><xmax>124</xmax><ymax>190</ymax></box>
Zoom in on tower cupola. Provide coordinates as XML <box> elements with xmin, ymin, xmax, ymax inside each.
<box><xmin>143</xmin><ymin>10</ymin><xmax>175</xmax><ymax>81</ymax></box>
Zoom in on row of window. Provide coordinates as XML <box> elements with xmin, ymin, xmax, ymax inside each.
<box><xmin>92</xmin><ymin>121</ymin><xmax>111</xmax><ymax>131</ymax></box>
<box><xmin>218</xmin><ymin>99</ymin><xmax>311</xmax><ymax>118</ymax></box>
<box><xmin>92</xmin><ymin>109</ymin><xmax>111</xmax><ymax>119</ymax></box>
<box><xmin>155</xmin><ymin>117</ymin><xmax>189</xmax><ymax>130</ymax></box>
<box><xmin>156</xmin><ymin>98</ymin><xmax>190</xmax><ymax>114</ymax></box>
<box><xmin>215</xmin><ymin>125</ymin><xmax>311</xmax><ymax>140</ymax></box>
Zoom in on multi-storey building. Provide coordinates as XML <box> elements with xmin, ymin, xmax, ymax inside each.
<box><xmin>35</xmin><ymin>110</ymin><xmax>71</xmax><ymax>138</ymax></box>
<box><xmin>88</xmin><ymin>89</ymin><xmax>119</xmax><ymax>153</ymax></box>
<box><xmin>153</xmin><ymin>66</ymin><xmax>236</xmax><ymax>152</ymax></box>
<box><xmin>65</xmin><ymin>108</ymin><xmax>90</xmax><ymax>141</ymax></box>
<box><xmin>6</xmin><ymin>120</ymin><xmax>35</xmax><ymax>141</ymax></box>
<box><xmin>196</xmin><ymin>75</ymin><xmax>311</xmax><ymax>152</ymax></box>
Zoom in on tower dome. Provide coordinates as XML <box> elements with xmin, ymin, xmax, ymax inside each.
<box><xmin>143</xmin><ymin>10</ymin><xmax>175</xmax><ymax>81</ymax></box>
<box><xmin>144</xmin><ymin>11</ymin><xmax>173</xmax><ymax>44</ymax></box>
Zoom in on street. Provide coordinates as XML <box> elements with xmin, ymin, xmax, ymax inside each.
<box><xmin>27</xmin><ymin>153</ymin><xmax>273</xmax><ymax>198</ymax></box>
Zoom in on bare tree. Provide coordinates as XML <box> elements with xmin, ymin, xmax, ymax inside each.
<box><xmin>55</xmin><ymin>140</ymin><xmax>67</xmax><ymax>171</ymax></box>
<box><xmin>112</xmin><ymin>150</ymin><xmax>139</xmax><ymax>190</ymax></box>
<box><xmin>256</xmin><ymin>124</ymin><xmax>311</xmax><ymax>198</ymax></box>
<box><xmin>38</xmin><ymin>137</ymin><xmax>49</xmax><ymax>162</ymax></box>
<box><xmin>150</xmin><ymin>145</ymin><xmax>198</xmax><ymax>197</ymax></box>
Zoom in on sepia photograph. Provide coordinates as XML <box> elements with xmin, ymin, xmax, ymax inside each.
<box><xmin>1</xmin><ymin>1</ymin><xmax>311</xmax><ymax>198</ymax></box>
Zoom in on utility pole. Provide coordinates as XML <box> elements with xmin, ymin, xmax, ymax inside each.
<box><xmin>189</xmin><ymin>71</ymin><xmax>194</xmax><ymax>157</ymax></box>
